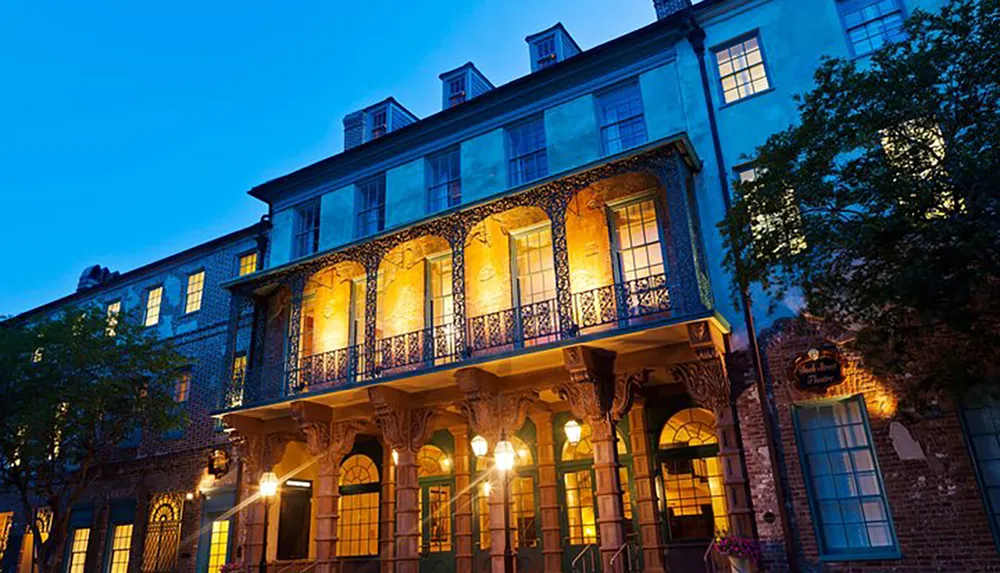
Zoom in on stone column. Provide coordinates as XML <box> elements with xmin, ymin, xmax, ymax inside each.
<box><xmin>488</xmin><ymin>467</ymin><xmax>506</xmax><ymax>573</ymax></box>
<box><xmin>379</xmin><ymin>447</ymin><xmax>396</xmax><ymax>573</ymax></box>
<box><xmin>671</xmin><ymin>354</ymin><xmax>754</xmax><ymax>537</ymax></box>
<box><xmin>557</xmin><ymin>346</ymin><xmax>642</xmax><ymax>573</ymax></box>
<box><xmin>626</xmin><ymin>401</ymin><xmax>668</xmax><ymax>573</ymax></box>
<box><xmin>451</xmin><ymin>426</ymin><xmax>474</xmax><ymax>573</ymax></box>
<box><xmin>368</xmin><ymin>387</ymin><xmax>434</xmax><ymax>573</ymax></box>
<box><xmin>293</xmin><ymin>402</ymin><xmax>364</xmax><ymax>573</ymax></box>
<box><xmin>531</xmin><ymin>411</ymin><xmax>562</xmax><ymax>573</ymax></box>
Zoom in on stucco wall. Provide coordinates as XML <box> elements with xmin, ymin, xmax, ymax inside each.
<box><xmin>270</xmin><ymin>207</ymin><xmax>296</xmax><ymax>268</ymax></box>
<box><xmin>385</xmin><ymin>158</ymin><xmax>426</xmax><ymax>229</ymax></box>
<box><xmin>461</xmin><ymin>129</ymin><xmax>507</xmax><ymax>203</ymax></box>
<box><xmin>544</xmin><ymin>94</ymin><xmax>601</xmax><ymax>175</ymax></box>
<box><xmin>320</xmin><ymin>185</ymin><xmax>356</xmax><ymax>251</ymax></box>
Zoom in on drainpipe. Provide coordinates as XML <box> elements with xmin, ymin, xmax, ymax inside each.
<box><xmin>685</xmin><ymin>16</ymin><xmax>799</xmax><ymax>572</ymax></box>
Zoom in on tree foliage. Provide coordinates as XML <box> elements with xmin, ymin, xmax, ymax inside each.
<box><xmin>0</xmin><ymin>306</ymin><xmax>187</xmax><ymax>573</ymax></box>
<box><xmin>721</xmin><ymin>0</ymin><xmax>1000</xmax><ymax>392</ymax></box>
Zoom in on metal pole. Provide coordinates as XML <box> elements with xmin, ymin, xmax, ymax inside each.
<box><xmin>259</xmin><ymin>497</ymin><xmax>270</xmax><ymax>573</ymax></box>
<box><xmin>502</xmin><ymin>471</ymin><xmax>514</xmax><ymax>573</ymax></box>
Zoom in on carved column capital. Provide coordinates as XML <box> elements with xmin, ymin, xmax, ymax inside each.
<box><xmin>455</xmin><ymin>368</ymin><xmax>537</xmax><ymax>442</ymax></box>
<box><xmin>264</xmin><ymin>432</ymin><xmax>301</xmax><ymax>471</ymax></box>
<box><xmin>557</xmin><ymin>346</ymin><xmax>640</xmax><ymax>423</ymax></box>
<box><xmin>671</xmin><ymin>356</ymin><xmax>731</xmax><ymax>413</ymax></box>
<box><xmin>367</xmin><ymin>387</ymin><xmax>434</xmax><ymax>453</ymax></box>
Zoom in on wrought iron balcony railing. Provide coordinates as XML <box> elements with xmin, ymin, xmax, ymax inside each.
<box><xmin>226</xmin><ymin>274</ymin><xmax>671</xmax><ymax>407</ymax></box>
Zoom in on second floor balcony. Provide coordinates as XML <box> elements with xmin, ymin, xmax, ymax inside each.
<box><xmin>221</xmin><ymin>140</ymin><xmax>716</xmax><ymax>411</ymax></box>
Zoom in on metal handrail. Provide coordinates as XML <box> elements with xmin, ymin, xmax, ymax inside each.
<box><xmin>610</xmin><ymin>540</ymin><xmax>630</xmax><ymax>565</ymax></box>
<box><xmin>571</xmin><ymin>543</ymin><xmax>597</xmax><ymax>572</ymax></box>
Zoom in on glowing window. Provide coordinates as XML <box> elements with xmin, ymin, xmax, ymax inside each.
<box><xmin>68</xmin><ymin>528</ymin><xmax>90</xmax><ymax>573</ymax></box>
<box><xmin>174</xmin><ymin>370</ymin><xmax>190</xmax><ymax>403</ymax></box>
<box><xmin>0</xmin><ymin>512</ymin><xmax>13</xmax><ymax>564</ymax></box>
<box><xmin>736</xmin><ymin>166</ymin><xmax>807</xmax><ymax>256</ymax></box>
<box><xmin>184</xmin><ymin>271</ymin><xmax>205</xmax><ymax>314</ymax></box>
<box><xmin>715</xmin><ymin>35</ymin><xmax>770</xmax><ymax>104</ymax></box>
<box><xmin>144</xmin><ymin>287</ymin><xmax>163</xmax><ymax>327</ymax></box>
<box><xmin>512</xmin><ymin>226</ymin><xmax>556</xmax><ymax>306</ymax></box>
<box><xmin>475</xmin><ymin>474</ymin><xmax>537</xmax><ymax>550</ymax></box>
<box><xmin>337</xmin><ymin>455</ymin><xmax>380</xmax><ymax>557</ymax></box>
<box><xmin>108</xmin><ymin>524</ymin><xmax>133</xmax><ymax>573</ymax></box>
<box><xmin>141</xmin><ymin>494</ymin><xmax>183</xmax><ymax>573</ymax></box>
<box><xmin>563</xmin><ymin>470</ymin><xmax>596</xmax><ymax>545</ymax></box>
<box><xmin>106</xmin><ymin>301</ymin><xmax>121</xmax><ymax>337</ymax></box>
<box><xmin>238</xmin><ymin>253</ymin><xmax>258</xmax><ymax>277</ymax></box>
<box><xmin>659</xmin><ymin>408</ymin><xmax>727</xmax><ymax>540</ymax></box>
<box><xmin>611</xmin><ymin>197</ymin><xmax>665</xmax><ymax>282</ymax></box>
<box><xmin>421</xmin><ymin>484</ymin><xmax>452</xmax><ymax>552</ymax></box>
<box><xmin>560</xmin><ymin>423</ymin><xmax>628</xmax><ymax>461</ymax></box>
<box><xmin>206</xmin><ymin>520</ymin><xmax>230</xmax><ymax>573</ymax></box>
<box><xmin>417</xmin><ymin>445</ymin><xmax>452</xmax><ymax>477</ymax></box>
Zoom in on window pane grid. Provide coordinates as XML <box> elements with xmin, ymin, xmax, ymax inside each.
<box><xmin>536</xmin><ymin>37</ymin><xmax>556</xmax><ymax>68</ymax></box>
<box><xmin>842</xmin><ymin>0</ymin><xmax>905</xmax><ymax>55</ymax></box>
<box><xmin>715</xmin><ymin>36</ymin><xmax>770</xmax><ymax>104</ymax></box>
<box><xmin>144</xmin><ymin>287</ymin><xmax>163</xmax><ymax>327</ymax></box>
<box><xmin>428</xmin><ymin>151</ymin><xmax>461</xmax><ymax>212</ymax></box>
<box><xmin>564</xmin><ymin>470</ymin><xmax>597</xmax><ymax>545</ymax></box>
<box><xmin>356</xmin><ymin>176</ymin><xmax>387</xmax><ymax>237</ymax></box>
<box><xmin>422</xmin><ymin>485</ymin><xmax>453</xmax><ymax>552</ymax></box>
<box><xmin>184</xmin><ymin>271</ymin><xmax>204</xmax><ymax>314</ymax></box>
<box><xmin>206</xmin><ymin>520</ymin><xmax>229</xmax><ymax>573</ymax></box>
<box><xmin>508</xmin><ymin>119</ymin><xmax>548</xmax><ymax>185</ymax></box>
<box><xmin>337</xmin><ymin>492</ymin><xmax>379</xmax><ymax>556</ymax></box>
<box><xmin>614</xmin><ymin>199</ymin><xmax>665</xmax><ymax>282</ymax></box>
<box><xmin>514</xmin><ymin>228</ymin><xmax>556</xmax><ymax>305</ymax></box>
<box><xmin>293</xmin><ymin>201</ymin><xmax>321</xmax><ymax>258</ymax></box>
<box><xmin>109</xmin><ymin>524</ymin><xmax>133</xmax><ymax>573</ymax></box>
<box><xmin>238</xmin><ymin>253</ymin><xmax>258</xmax><ymax>277</ymax></box>
<box><xmin>599</xmin><ymin>84</ymin><xmax>647</xmax><ymax>154</ymax></box>
<box><xmin>68</xmin><ymin>528</ymin><xmax>90</xmax><ymax>573</ymax></box>
<box><xmin>962</xmin><ymin>398</ymin><xmax>1000</xmax><ymax>542</ymax></box>
<box><xmin>796</xmin><ymin>397</ymin><xmax>897</xmax><ymax>555</ymax></box>
<box><xmin>662</xmin><ymin>457</ymin><xmax>727</xmax><ymax>539</ymax></box>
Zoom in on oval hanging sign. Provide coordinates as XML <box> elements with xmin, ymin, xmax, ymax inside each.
<box><xmin>792</xmin><ymin>346</ymin><xmax>844</xmax><ymax>391</ymax></box>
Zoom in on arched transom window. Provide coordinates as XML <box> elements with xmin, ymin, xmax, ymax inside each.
<box><xmin>337</xmin><ymin>454</ymin><xmax>380</xmax><ymax>557</ymax></box>
<box><xmin>658</xmin><ymin>408</ymin><xmax>727</xmax><ymax>540</ymax></box>
<box><xmin>417</xmin><ymin>444</ymin><xmax>452</xmax><ymax>477</ymax></box>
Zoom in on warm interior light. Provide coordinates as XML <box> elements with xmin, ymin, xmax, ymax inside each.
<box><xmin>471</xmin><ymin>435</ymin><xmax>489</xmax><ymax>457</ymax></box>
<box><xmin>494</xmin><ymin>439</ymin><xmax>515</xmax><ymax>472</ymax></box>
<box><xmin>185</xmin><ymin>492</ymin><xmax>195</xmax><ymax>501</ymax></box>
<box><xmin>392</xmin><ymin>449</ymin><xmax>399</xmax><ymax>466</ymax></box>
<box><xmin>481</xmin><ymin>481</ymin><xmax>492</xmax><ymax>497</ymax></box>
<box><xmin>259</xmin><ymin>471</ymin><xmax>279</xmax><ymax>498</ymax></box>
<box><xmin>442</xmin><ymin>457</ymin><xmax>452</xmax><ymax>469</ymax></box>
<box><xmin>564</xmin><ymin>420</ymin><xmax>582</xmax><ymax>445</ymax></box>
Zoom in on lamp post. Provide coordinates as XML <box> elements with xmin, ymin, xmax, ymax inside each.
<box><xmin>494</xmin><ymin>434</ymin><xmax>516</xmax><ymax>573</ymax></box>
<box><xmin>258</xmin><ymin>471</ymin><xmax>279</xmax><ymax>573</ymax></box>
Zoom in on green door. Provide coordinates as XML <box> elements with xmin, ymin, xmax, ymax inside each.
<box><xmin>419</xmin><ymin>480</ymin><xmax>455</xmax><ymax>573</ymax></box>
<box><xmin>561</xmin><ymin>467</ymin><xmax>600</xmax><ymax>572</ymax></box>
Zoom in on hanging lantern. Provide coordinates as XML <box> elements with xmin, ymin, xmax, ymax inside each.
<box><xmin>494</xmin><ymin>439</ymin><xmax>515</xmax><ymax>472</ymax></box>
<box><xmin>392</xmin><ymin>449</ymin><xmax>399</xmax><ymax>466</ymax></box>
<box><xmin>259</xmin><ymin>471</ymin><xmax>279</xmax><ymax>497</ymax></box>
<box><xmin>471</xmin><ymin>435</ymin><xmax>489</xmax><ymax>458</ymax></box>
<box><xmin>564</xmin><ymin>419</ymin><xmax>582</xmax><ymax>445</ymax></box>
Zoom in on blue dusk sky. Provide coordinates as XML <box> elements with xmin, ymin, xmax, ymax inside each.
<box><xmin>0</xmin><ymin>0</ymin><xmax>660</xmax><ymax>316</ymax></box>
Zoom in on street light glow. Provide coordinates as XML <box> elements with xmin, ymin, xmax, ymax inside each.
<box><xmin>259</xmin><ymin>471</ymin><xmax>279</xmax><ymax>497</ymax></box>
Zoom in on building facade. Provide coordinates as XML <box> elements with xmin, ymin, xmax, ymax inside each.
<box><xmin>5</xmin><ymin>0</ymin><xmax>1000</xmax><ymax>572</ymax></box>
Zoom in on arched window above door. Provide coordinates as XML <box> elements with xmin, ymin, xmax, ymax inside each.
<box><xmin>560</xmin><ymin>422</ymin><xmax>628</xmax><ymax>461</ymax></box>
<box><xmin>340</xmin><ymin>454</ymin><xmax>379</xmax><ymax>486</ymax></box>
<box><xmin>659</xmin><ymin>408</ymin><xmax>718</xmax><ymax>449</ymax></box>
<box><xmin>338</xmin><ymin>454</ymin><xmax>380</xmax><ymax>557</ymax></box>
<box><xmin>418</xmin><ymin>444</ymin><xmax>452</xmax><ymax>477</ymax></box>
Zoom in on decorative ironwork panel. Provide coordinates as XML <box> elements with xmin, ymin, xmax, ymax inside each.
<box><xmin>572</xmin><ymin>274</ymin><xmax>671</xmax><ymax>330</ymax></box>
<box><xmin>376</xmin><ymin>325</ymin><xmax>455</xmax><ymax>373</ymax></box>
<box><xmin>447</xmin><ymin>226</ymin><xmax>469</xmax><ymax>359</ymax></box>
<box><xmin>543</xmin><ymin>196</ymin><xmax>575</xmax><ymax>337</ymax></box>
<box><xmin>141</xmin><ymin>493</ymin><xmax>184</xmax><ymax>573</ymax></box>
<box><xmin>284</xmin><ymin>274</ymin><xmax>307</xmax><ymax>394</ymax></box>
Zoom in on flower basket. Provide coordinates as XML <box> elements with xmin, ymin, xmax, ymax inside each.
<box><xmin>219</xmin><ymin>561</ymin><xmax>245</xmax><ymax>573</ymax></box>
<box><xmin>713</xmin><ymin>534</ymin><xmax>762</xmax><ymax>572</ymax></box>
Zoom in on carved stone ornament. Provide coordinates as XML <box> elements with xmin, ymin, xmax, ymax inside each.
<box><xmin>458</xmin><ymin>389</ymin><xmax>537</xmax><ymax>443</ymax></box>
<box><xmin>368</xmin><ymin>387</ymin><xmax>435</xmax><ymax>453</ymax></box>
<box><xmin>670</xmin><ymin>357</ymin><xmax>731</xmax><ymax>413</ymax></box>
<box><xmin>264</xmin><ymin>432</ymin><xmax>301</xmax><ymax>470</ymax></box>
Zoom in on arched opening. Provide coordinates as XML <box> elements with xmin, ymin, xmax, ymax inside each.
<box><xmin>298</xmin><ymin>261</ymin><xmax>366</xmax><ymax>389</ymax></box>
<box><xmin>417</xmin><ymin>437</ymin><xmax>456</xmax><ymax>573</ymax></box>
<box><xmin>566</xmin><ymin>172</ymin><xmax>671</xmax><ymax>333</ymax></box>
<box><xmin>464</xmin><ymin>206</ymin><xmax>557</xmax><ymax>353</ymax></box>
<box><xmin>656</xmin><ymin>408</ymin><xmax>727</xmax><ymax>541</ymax></box>
<box><xmin>376</xmin><ymin>236</ymin><xmax>453</xmax><ymax>373</ymax></box>
<box><xmin>337</xmin><ymin>454</ymin><xmax>380</xmax><ymax>558</ymax></box>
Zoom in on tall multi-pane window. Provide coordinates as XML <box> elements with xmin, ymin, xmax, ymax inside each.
<box><xmin>507</xmin><ymin>117</ymin><xmax>548</xmax><ymax>186</ymax></box>
<box><xmin>428</xmin><ymin>149</ymin><xmax>461</xmax><ymax>213</ymax></box>
<box><xmin>658</xmin><ymin>408</ymin><xmax>728</xmax><ymax>539</ymax></box>
<box><xmin>611</xmin><ymin>197</ymin><xmax>665</xmax><ymax>282</ymax></box>
<box><xmin>68</xmin><ymin>528</ymin><xmax>90</xmax><ymax>573</ymax></box>
<box><xmin>141</xmin><ymin>494</ymin><xmax>183</xmax><ymax>573</ymax></box>
<box><xmin>597</xmin><ymin>82</ymin><xmax>647</xmax><ymax>155</ymax></box>
<box><xmin>107</xmin><ymin>524</ymin><xmax>133</xmax><ymax>573</ymax></box>
<box><xmin>793</xmin><ymin>396</ymin><xmax>899</xmax><ymax>558</ymax></box>
<box><xmin>174</xmin><ymin>370</ymin><xmax>190</xmax><ymax>403</ymax></box>
<box><xmin>356</xmin><ymin>174</ymin><xmax>387</xmax><ymax>238</ymax></box>
<box><xmin>535</xmin><ymin>36</ymin><xmax>556</xmax><ymax>69</ymax></box>
<box><xmin>106</xmin><ymin>301</ymin><xmax>121</xmax><ymax>337</ymax></box>
<box><xmin>961</xmin><ymin>394</ymin><xmax>1000</xmax><ymax>539</ymax></box>
<box><xmin>206</xmin><ymin>520</ymin><xmax>230</xmax><ymax>573</ymax></box>
<box><xmin>337</xmin><ymin>454</ymin><xmax>380</xmax><ymax>556</ymax></box>
<box><xmin>184</xmin><ymin>271</ymin><xmax>205</xmax><ymax>314</ymax></box>
<box><xmin>237</xmin><ymin>253</ymin><xmax>258</xmax><ymax>277</ymax></box>
<box><xmin>144</xmin><ymin>286</ymin><xmax>163</xmax><ymax>327</ymax></box>
<box><xmin>0</xmin><ymin>512</ymin><xmax>13</xmax><ymax>564</ymax></box>
<box><xmin>512</xmin><ymin>226</ymin><xmax>556</xmax><ymax>305</ymax></box>
<box><xmin>714</xmin><ymin>35</ymin><xmax>770</xmax><ymax>104</ymax></box>
<box><xmin>837</xmin><ymin>0</ymin><xmax>905</xmax><ymax>56</ymax></box>
<box><xmin>427</xmin><ymin>256</ymin><xmax>454</xmax><ymax>360</ymax></box>
<box><xmin>293</xmin><ymin>200</ymin><xmax>321</xmax><ymax>258</ymax></box>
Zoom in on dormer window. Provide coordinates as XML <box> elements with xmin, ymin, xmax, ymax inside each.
<box><xmin>370</xmin><ymin>108</ymin><xmax>388</xmax><ymax>139</ymax></box>
<box><xmin>448</xmin><ymin>77</ymin><xmax>467</xmax><ymax>107</ymax></box>
<box><xmin>536</xmin><ymin>36</ymin><xmax>556</xmax><ymax>69</ymax></box>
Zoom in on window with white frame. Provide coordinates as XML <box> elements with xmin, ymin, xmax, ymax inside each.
<box><xmin>512</xmin><ymin>226</ymin><xmax>556</xmax><ymax>305</ymax></box>
<box><xmin>448</xmin><ymin>77</ymin><xmax>466</xmax><ymax>106</ymax></box>
<box><xmin>597</xmin><ymin>82</ymin><xmax>647</xmax><ymax>155</ymax></box>
<box><xmin>144</xmin><ymin>286</ymin><xmax>163</xmax><ymax>327</ymax></box>
<box><xmin>837</xmin><ymin>0</ymin><xmax>905</xmax><ymax>56</ymax></box>
<box><xmin>793</xmin><ymin>396</ymin><xmax>899</xmax><ymax>558</ymax></box>
<box><xmin>610</xmin><ymin>197</ymin><xmax>665</xmax><ymax>282</ymax></box>
<box><xmin>293</xmin><ymin>200</ymin><xmax>321</xmax><ymax>258</ymax></box>
<box><xmin>237</xmin><ymin>252</ymin><xmax>258</xmax><ymax>277</ymax></box>
<box><xmin>535</xmin><ymin>36</ymin><xmax>556</xmax><ymax>69</ymax></box>
<box><xmin>355</xmin><ymin>174</ymin><xmax>387</xmax><ymax>238</ymax></box>
<box><xmin>714</xmin><ymin>35</ymin><xmax>770</xmax><ymax>104</ymax></box>
<box><xmin>370</xmin><ymin>107</ymin><xmax>388</xmax><ymax>139</ymax></box>
<box><xmin>428</xmin><ymin>149</ymin><xmax>461</xmax><ymax>213</ymax></box>
<box><xmin>507</xmin><ymin>117</ymin><xmax>548</xmax><ymax>186</ymax></box>
<box><xmin>184</xmin><ymin>271</ymin><xmax>204</xmax><ymax>314</ymax></box>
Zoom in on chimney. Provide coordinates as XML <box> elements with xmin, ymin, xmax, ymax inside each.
<box><xmin>77</xmin><ymin>265</ymin><xmax>119</xmax><ymax>292</ymax></box>
<box><xmin>439</xmin><ymin>63</ymin><xmax>495</xmax><ymax>110</ymax></box>
<box><xmin>342</xmin><ymin>98</ymin><xmax>418</xmax><ymax>151</ymax></box>
<box><xmin>526</xmin><ymin>23</ymin><xmax>582</xmax><ymax>73</ymax></box>
<box><xmin>654</xmin><ymin>0</ymin><xmax>692</xmax><ymax>20</ymax></box>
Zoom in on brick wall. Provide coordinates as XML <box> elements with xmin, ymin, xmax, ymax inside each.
<box><xmin>746</xmin><ymin>318</ymin><xmax>1000</xmax><ymax>572</ymax></box>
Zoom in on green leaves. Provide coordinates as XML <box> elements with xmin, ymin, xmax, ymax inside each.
<box><xmin>720</xmin><ymin>0</ymin><xmax>1000</xmax><ymax>393</ymax></box>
